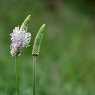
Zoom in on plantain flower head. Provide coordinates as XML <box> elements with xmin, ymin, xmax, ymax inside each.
<box><xmin>10</xmin><ymin>27</ymin><xmax>31</xmax><ymax>56</ymax></box>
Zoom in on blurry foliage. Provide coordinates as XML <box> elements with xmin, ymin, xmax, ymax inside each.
<box><xmin>0</xmin><ymin>0</ymin><xmax>95</xmax><ymax>95</ymax></box>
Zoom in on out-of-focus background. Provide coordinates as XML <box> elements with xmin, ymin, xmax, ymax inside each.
<box><xmin>0</xmin><ymin>0</ymin><xmax>95</xmax><ymax>95</ymax></box>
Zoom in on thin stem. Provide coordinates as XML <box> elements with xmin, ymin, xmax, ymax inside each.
<box><xmin>33</xmin><ymin>55</ymin><xmax>37</xmax><ymax>95</ymax></box>
<box><xmin>15</xmin><ymin>56</ymin><xmax>20</xmax><ymax>95</ymax></box>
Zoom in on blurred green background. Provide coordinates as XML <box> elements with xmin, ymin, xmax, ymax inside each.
<box><xmin>0</xmin><ymin>0</ymin><xmax>95</xmax><ymax>95</ymax></box>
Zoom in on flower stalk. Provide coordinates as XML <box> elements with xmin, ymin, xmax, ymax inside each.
<box><xmin>15</xmin><ymin>56</ymin><xmax>20</xmax><ymax>95</ymax></box>
<box><xmin>32</xmin><ymin>24</ymin><xmax>46</xmax><ymax>95</ymax></box>
<box><xmin>32</xmin><ymin>55</ymin><xmax>37</xmax><ymax>95</ymax></box>
<box><xmin>10</xmin><ymin>15</ymin><xmax>31</xmax><ymax>95</ymax></box>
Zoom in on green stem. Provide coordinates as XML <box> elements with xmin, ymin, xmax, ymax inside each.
<box><xmin>33</xmin><ymin>55</ymin><xmax>37</xmax><ymax>95</ymax></box>
<box><xmin>15</xmin><ymin>57</ymin><xmax>20</xmax><ymax>95</ymax></box>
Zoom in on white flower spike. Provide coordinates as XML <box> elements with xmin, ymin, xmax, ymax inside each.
<box><xmin>10</xmin><ymin>15</ymin><xmax>31</xmax><ymax>56</ymax></box>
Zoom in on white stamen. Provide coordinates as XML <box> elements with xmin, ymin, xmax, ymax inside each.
<box><xmin>10</xmin><ymin>27</ymin><xmax>31</xmax><ymax>56</ymax></box>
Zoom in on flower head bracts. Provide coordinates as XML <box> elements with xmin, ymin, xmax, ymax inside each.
<box><xmin>10</xmin><ymin>26</ymin><xmax>31</xmax><ymax>56</ymax></box>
